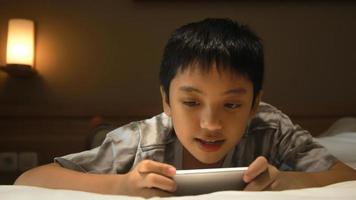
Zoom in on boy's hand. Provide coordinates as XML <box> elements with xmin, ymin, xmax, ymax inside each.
<box><xmin>243</xmin><ymin>156</ymin><xmax>319</xmax><ymax>191</ymax></box>
<box><xmin>123</xmin><ymin>160</ymin><xmax>177</xmax><ymax>198</ymax></box>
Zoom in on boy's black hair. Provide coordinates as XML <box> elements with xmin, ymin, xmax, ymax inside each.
<box><xmin>159</xmin><ymin>18</ymin><xmax>264</xmax><ymax>105</ymax></box>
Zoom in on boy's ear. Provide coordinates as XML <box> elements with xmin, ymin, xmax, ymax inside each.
<box><xmin>160</xmin><ymin>86</ymin><xmax>171</xmax><ymax>117</ymax></box>
<box><xmin>249</xmin><ymin>91</ymin><xmax>263</xmax><ymax>118</ymax></box>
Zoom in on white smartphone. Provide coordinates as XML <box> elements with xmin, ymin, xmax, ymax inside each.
<box><xmin>173</xmin><ymin>167</ymin><xmax>248</xmax><ymax>196</ymax></box>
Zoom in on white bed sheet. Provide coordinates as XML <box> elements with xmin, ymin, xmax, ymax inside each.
<box><xmin>1</xmin><ymin>181</ymin><xmax>356</xmax><ymax>200</ymax></box>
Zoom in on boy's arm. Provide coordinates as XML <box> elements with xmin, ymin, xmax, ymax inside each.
<box><xmin>243</xmin><ymin>156</ymin><xmax>356</xmax><ymax>191</ymax></box>
<box><xmin>14</xmin><ymin>163</ymin><xmax>127</xmax><ymax>195</ymax></box>
<box><xmin>311</xmin><ymin>161</ymin><xmax>356</xmax><ymax>187</ymax></box>
<box><xmin>15</xmin><ymin>160</ymin><xmax>177</xmax><ymax>198</ymax></box>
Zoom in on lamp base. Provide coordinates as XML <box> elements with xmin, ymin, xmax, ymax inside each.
<box><xmin>0</xmin><ymin>64</ymin><xmax>36</xmax><ymax>77</ymax></box>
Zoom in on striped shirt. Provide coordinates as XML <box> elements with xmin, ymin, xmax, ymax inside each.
<box><xmin>55</xmin><ymin>102</ymin><xmax>336</xmax><ymax>174</ymax></box>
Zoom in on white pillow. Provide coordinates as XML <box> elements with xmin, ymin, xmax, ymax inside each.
<box><xmin>319</xmin><ymin>117</ymin><xmax>356</xmax><ymax>137</ymax></box>
<box><xmin>313</xmin><ymin>117</ymin><xmax>356</xmax><ymax>169</ymax></box>
<box><xmin>314</xmin><ymin>132</ymin><xmax>356</xmax><ymax>168</ymax></box>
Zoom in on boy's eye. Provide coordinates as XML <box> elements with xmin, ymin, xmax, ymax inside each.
<box><xmin>183</xmin><ymin>101</ymin><xmax>200</xmax><ymax>107</ymax></box>
<box><xmin>224</xmin><ymin>103</ymin><xmax>241</xmax><ymax>109</ymax></box>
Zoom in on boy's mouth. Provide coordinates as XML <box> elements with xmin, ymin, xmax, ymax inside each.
<box><xmin>194</xmin><ymin>138</ymin><xmax>225</xmax><ymax>152</ymax></box>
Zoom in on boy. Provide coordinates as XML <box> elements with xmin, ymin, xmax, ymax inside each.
<box><xmin>15</xmin><ymin>18</ymin><xmax>356</xmax><ymax>198</ymax></box>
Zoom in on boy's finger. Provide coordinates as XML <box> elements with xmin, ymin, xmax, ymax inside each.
<box><xmin>141</xmin><ymin>188</ymin><xmax>173</xmax><ymax>198</ymax></box>
<box><xmin>243</xmin><ymin>156</ymin><xmax>268</xmax><ymax>183</ymax></box>
<box><xmin>138</xmin><ymin>160</ymin><xmax>176</xmax><ymax>177</ymax></box>
<box><xmin>144</xmin><ymin>173</ymin><xmax>177</xmax><ymax>192</ymax></box>
<box><xmin>244</xmin><ymin>164</ymin><xmax>279</xmax><ymax>191</ymax></box>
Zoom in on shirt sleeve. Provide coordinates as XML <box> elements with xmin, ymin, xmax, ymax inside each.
<box><xmin>54</xmin><ymin>122</ymin><xmax>140</xmax><ymax>174</ymax></box>
<box><xmin>273</xmin><ymin>113</ymin><xmax>337</xmax><ymax>172</ymax></box>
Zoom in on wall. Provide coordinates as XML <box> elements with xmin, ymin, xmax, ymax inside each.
<box><xmin>1</xmin><ymin>0</ymin><xmax>355</xmax><ymax>117</ymax></box>
<box><xmin>0</xmin><ymin>0</ymin><xmax>355</xmax><ymax>184</ymax></box>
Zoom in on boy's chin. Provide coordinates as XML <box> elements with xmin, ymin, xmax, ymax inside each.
<box><xmin>196</xmin><ymin>148</ymin><xmax>229</xmax><ymax>164</ymax></box>
<box><xmin>194</xmin><ymin>153</ymin><xmax>226</xmax><ymax>165</ymax></box>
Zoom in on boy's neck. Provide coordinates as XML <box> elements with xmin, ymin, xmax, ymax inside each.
<box><xmin>182</xmin><ymin>148</ymin><xmax>224</xmax><ymax>169</ymax></box>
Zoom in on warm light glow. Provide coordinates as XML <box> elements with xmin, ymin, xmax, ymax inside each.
<box><xmin>6</xmin><ymin>19</ymin><xmax>35</xmax><ymax>66</ymax></box>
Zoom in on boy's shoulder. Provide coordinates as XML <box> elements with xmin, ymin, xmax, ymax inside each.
<box><xmin>249</xmin><ymin>102</ymin><xmax>293</xmax><ymax>131</ymax></box>
<box><xmin>106</xmin><ymin>112</ymin><xmax>174</xmax><ymax>148</ymax></box>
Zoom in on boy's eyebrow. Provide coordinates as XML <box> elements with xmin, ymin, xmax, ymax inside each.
<box><xmin>178</xmin><ymin>86</ymin><xmax>247</xmax><ymax>95</ymax></box>
<box><xmin>179</xmin><ymin>86</ymin><xmax>203</xmax><ymax>94</ymax></box>
<box><xmin>223</xmin><ymin>88</ymin><xmax>247</xmax><ymax>95</ymax></box>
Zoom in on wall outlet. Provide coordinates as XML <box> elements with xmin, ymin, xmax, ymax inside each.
<box><xmin>18</xmin><ymin>152</ymin><xmax>38</xmax><ymax>171</ymax></box>
<box><xmin>0</xmin><ymin>152</ymin><xmax>18</xmax><ymax>172</ymax></box>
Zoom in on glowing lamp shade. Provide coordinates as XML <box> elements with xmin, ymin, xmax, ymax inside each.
<box><xmin>6</xmin><ymin>19</ymin><xmax>35</xmax><ymax>67</ymax></box>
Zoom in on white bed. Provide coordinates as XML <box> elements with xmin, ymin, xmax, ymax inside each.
<box><xmin>313</xmin><ymin>117</ymin><xmax>356</xmax><ymax>170</ymax></box>
<box><xmin>1</xmin><ymin>117</ymin><xmax>356</xmax><ymax>200</ymax></box>
<box><xmin>1</xmin><ymin>181</ymin><xmax>356</xmax><ymax>200</ymax></box>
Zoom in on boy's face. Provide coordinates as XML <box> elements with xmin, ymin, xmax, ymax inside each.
<box><xmin>161</xmin><ymin>64</ymin><xmax>260</xmax><ymax>165</ymax></box>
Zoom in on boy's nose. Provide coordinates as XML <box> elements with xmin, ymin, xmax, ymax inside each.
<box><xmin>200</xmin><ymin>108</ymin><xmax>222</xmax><ymax>131</ymax></box>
